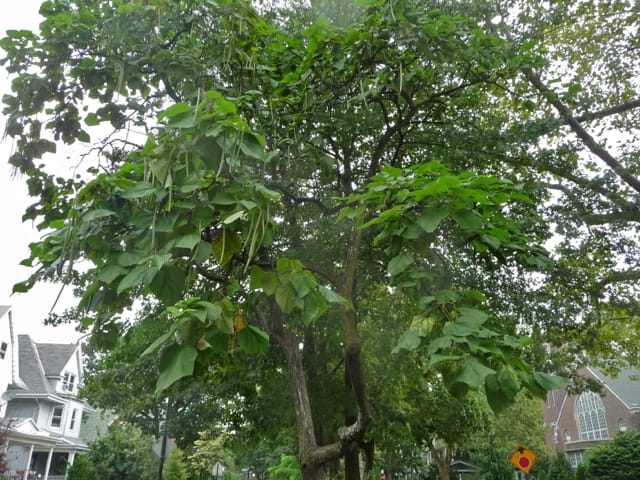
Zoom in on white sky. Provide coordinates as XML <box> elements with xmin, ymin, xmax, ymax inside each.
<box><xmin>1</xmin><ymin>0</ymin><xmax>80</xmax><ymax>343</ymax></box>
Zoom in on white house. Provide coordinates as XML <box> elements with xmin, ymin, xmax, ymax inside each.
<box><xmin>0</xmin><ymin>306</ymin><xmax>93</xmax><ymax>480</ymax></box>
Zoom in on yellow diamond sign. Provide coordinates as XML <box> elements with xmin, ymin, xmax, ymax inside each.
<box><xmin>510</xmin><ymin>445</ymin><xmax>537</xmax><ymax>474</ymax></box>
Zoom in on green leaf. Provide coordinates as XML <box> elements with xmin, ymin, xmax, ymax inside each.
<box><xmin>121</xmin><ymin>182</ymin><xmax>158</xmax><ymax>199</ymax></box>
<box><xmin>443</xmin><ymin>321</ymin><xmax>477</xmax><ymax>337</ymax></box>
<box><xmin>388</xmin><ymin>253</ymin><xmax>414</xmax><ymax>276</ymax></box>
<box><xmin>85</xmin><ymin>112</ymin><xmax>99</xmax><ymax>126</ymax></box>
<box><xmin>96</xmin><ymin>264</ymin><xmax>127</xmax><ymax>284</ymax></box>
<box><xmin>497</xmin><ymin>365</ymin><xmax>521</xmax><ymax>400</ymax></box>
<box><xmin>239</xmin><ymin>133</ymin><xmax>265</xmax><ymax>160</ymax></box>
<box><xmin>426</xmin><ymin>336</ymin><xmax>453</xmax><ymax>355</ymax></box>
<box><xmin>485</xmin><ymin>373</ymin><xmax>511</xmax><ymax>414</ymax></box>
<box><xmin>451</xmin><ymin>209</ymin><xmax>483</xmax><ymax>230</ymax></box>
<box><xmin>212</xmin><ymin>230</ymin><xmax>242</xmax><ymax>266</ymax></box>
<box><xmin>12</xmin><ymin>281</ymin><xmax>30</xmax><ymax>294</ymax></box>
<box><xmin>174</xmin><ymin>233</ymin><xmax>202</xmax><ymax>250</ymax></box>
<box><xmin>416</xmin><ymin>207</ymin><xmax>449</xmax><ymax>233</ymax></box>
<box><xmin>222</xmin><ymin>210</ymin><xmax>246</xmax><ymax>224</ymax></box>
<box><xmin>117</xmin><ymin>265</ymin><xmax>149</xmax><ymax>294</ymax></box>
<box><xmin>302</xmin><ymin>292</ymin><xmax>327</xmax><ymax>325</ymax></box>
<box><xmin>142</xmin><ymin>322</ymin><xmax>181</xmax><ymax>356</ymax></box>
<box><xmin>83</xmin><ymin>208</ymin><xmax>116</xmax><ymax>222</ymax></box>
<box><xmin>237</xmin><ymin>325</ymin><xmax>269</xmax><ymax>354</ymax></box>
<box><xmin>156</xmin><ymin>344</ymin><xmax>198</xmax><ymax>392</ymax></box>
<box><xmin>427</xmin><ymin>353</ymin><xmax>462</xmax><ymax>369</ymax></box>
<box><xmin>290</xmin><ymin>270</ymin><xmax>316</xmax><ymax>298</ymax></box>
<box><xmin>456</xmin><ymin>307</ymin><xmax>489</xmax><ymax>326</ymax></box>
<box><xmin>318</xmin><ymin>286</ymin><xmax>351</xmax><ymax>306</ymax></box>
<box><xmin>250</xmin><ymin>266</ymin><xmax>278</xmax><ymax>295</ymax></box>
<box><xmin>159</xmin><ymin>102</ymin><xmax>191</xmax><ymax>119</ymax></box>
<box><xmin>275</xmin><ymin>285</ymin><xmax>297</xmax><ymax>314</ymax></box>
<box><xmin>455</xmin><ymin>356</ymin><xmax>496</xmax><ymax>389</ymax></box>
<box><xmin>149</xmin><ymin>265</ymin><xmax>186</xmax><ymax>305</ymax></box>
<box><xmin>533</xmin><ymin>371</ymin><xmax>567</xmax><ymax>391</ymax></box>
<box><xmin>392</xmin><ymin>330</ymin><xmax>421</xmax><ymax>354</ymax></box>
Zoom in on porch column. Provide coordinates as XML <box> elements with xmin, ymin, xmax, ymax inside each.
<box><xmin>65</xmin><ymin>452</ymin><xmax>76</xmax><ymax>480</ymax></box>
<box><xmin>23</xmin><ymin>444</ymin><xmax>34</xmax><ymax>480</ymax></box>
<box><xmin>43</xmin><ymin>446</ymin><xmax>54</xmax><ymax>480</ymax></box>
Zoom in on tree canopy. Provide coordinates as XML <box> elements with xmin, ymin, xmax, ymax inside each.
<box><xmin>3</xmin><ymin>0</ymin><xmax>640</xmax><ymax>479</ymax></box>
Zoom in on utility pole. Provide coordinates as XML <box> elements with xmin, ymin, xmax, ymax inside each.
<box><xmin>157</xmin><ymin>398</ymin><xmax>170</xmax><ymax>480</ymax></box>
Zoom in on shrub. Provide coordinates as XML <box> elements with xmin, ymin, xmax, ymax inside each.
<box><xmin>586</xmin><ymin>431</ymin><xmax>640</xmax><ymax>480</ymax></box>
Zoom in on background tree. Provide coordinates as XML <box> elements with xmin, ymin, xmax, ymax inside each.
<box><xmin>188</xmin><ymin>431</ymin><xmax>235</xmax><ymax>480</ymax></box>
<box><xmin>87</xmin><ymin>423</ymin><xmax>159</xmax><ymax>480</ymax></box>
<box><xmin>586</xmin><ymin>431</ymin><xmax>640</xmax><ymax>480</ymax></box>
<box><xmin>163</xmin><ymin>448</ymin><xmax>189</xmax><ymax>480</ymax></box>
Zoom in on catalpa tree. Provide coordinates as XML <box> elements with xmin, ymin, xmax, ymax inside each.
<box><xmin>5</xmin><ymin>0</ymin><xmax>640</xmax><ymax>479</ymax></box>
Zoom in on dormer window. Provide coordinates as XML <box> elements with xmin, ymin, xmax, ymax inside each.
<box><xmin>0</xmin><ymin>341</ymin><xmax>7</xmax><ymax>359</ymax></box>
<box><xmin>62</xmin><ymin>372</ymin><xmax>76</xmax><ymax>392</ymax></box>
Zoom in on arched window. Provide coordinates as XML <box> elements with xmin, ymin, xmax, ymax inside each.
<box><xmin>575</xmin><ymin>391</ymin><xmax>609</xmax><ymax>440</ymax></box>
<box><xmin>618</xmin><ymin>418</ymin><xmax>628</xmax><ymax>432</ymax></box>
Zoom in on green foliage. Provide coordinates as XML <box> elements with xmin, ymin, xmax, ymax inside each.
<box><xmin>5</xmin><ymin>0</ymin><xmax>640</xmax><ymax>478</ymax></box>
<box><xmin>586</xmin><ymin>431</ymin><xmax>640</xmax><ymax>480</ymax></box>
<box><xmin>188</xmin><ymin>431</ymin><xmax>234</xmax><ymax>478</ymax></box>
<box><xmin>87</xmin><ymin>423</ymin><xmax>158</xmax><ymax>480</ymax></box>
<box><xmin>66</xmin><ymin>455</ymin><xmax>97</xmax><ymax>480</ymax></box>
<box><xmin>268</xmin><ymin>455</ymin><xmax>302</xmax><ymax>480</ymax></box>
<box><xmin>546</xmin><ymin>455</ymin><xmax>574</xmax><ymax>480</ymax></box>
<box><xmin>163</xmin><ymin>448</ymin><xmax>189</xmax><ymax>480</ymax></box>
<box><xmin>474</xmin><ymin>442</ymin><xmax>513</xmax><ymax>480</ymax></box>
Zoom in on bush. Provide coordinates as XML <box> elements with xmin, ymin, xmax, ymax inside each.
<box><xmin>66</xmin><ymin>455</ymin><xmax>97</xmax><ymax>480</ymax></box>
<box><xmin>586</xmin><ymin>431</ymin><xmax>640</xmax><ymax>480</ymax></box>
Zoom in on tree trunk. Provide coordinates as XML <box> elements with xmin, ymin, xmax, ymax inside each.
<box><xmin>263</xmin><ymin>224</ymin><xmax>371</xmax><ymax>480</ymax></box>
<box><xmin>429</xmin><ymin>444</ymin><xmax>452</xmax><ymax>480</ymax></box>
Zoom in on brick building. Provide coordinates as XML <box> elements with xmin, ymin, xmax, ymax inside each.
<box><xmin>543</xmin><ymin>366</ymin><xmax>640</xmax><ymax>468</ymax></box>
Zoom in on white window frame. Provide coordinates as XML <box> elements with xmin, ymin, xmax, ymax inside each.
<box><xmin>575</xmin><ymin>391</ymin><xmax>609</xmax><ymax>440</ymax></box>
<box><xmin>62</xmin><ymin>372</ymin><xmax>76</xmax><ymax>392</ymax></box>
<box><xmin>51</xmin><ymin>406</ymin><xmax>64</xmax><ymax>429</ymax></box>
<box><xmin>69</xmin><ymin>408</ymin><xmax>78</xmax><ymax>431</ymax></box>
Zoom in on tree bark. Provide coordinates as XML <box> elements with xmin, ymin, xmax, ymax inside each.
<box><xmin>262</xmin><ymin>223</ymin><xmax>371</xmax><ymax>480</ymax></box>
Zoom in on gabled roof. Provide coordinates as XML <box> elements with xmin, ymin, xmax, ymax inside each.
<box><xmin>11</xmin><ymin>335</ymin><xmax>79</xmax><ymax>394</ymax></box>
<box><xmin>37</xmin><ymin>342</ymin><xmax>79</xmax><ymax>377</ymax></box>
<box><xmin>0</xmin><ymin>305</ymin><xmax>10</xmax><ymax>318</ymax></box>
<box><xmin>590</xmin><ymin>367</ymin><xmax>640</xmax><ymax>409</ymax></box>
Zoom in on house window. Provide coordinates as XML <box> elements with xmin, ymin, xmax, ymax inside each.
<box><xmin>576</xmin><ymin>391</ymin><xmax>609</xmax><ymax>440</ymax></box>
<box><xmin>51</xmin><ymin>406</ymin><xmax>64</xmax><ymax>428</ymax></box>
<box><xmin>0</xmin><ymin>342</ymin><xmax>7</xmax><ymax>359</ymax></box>
<box><xmin>62</xmin><ymin>372</ymin><xmax>76</xmax><ymax>392</ymax></box>
<box><xmin>567</xmin><ymin>451</ymin><xmax>584</xmax><ymax>468</ymax></box>
<box><xmin>69</xmin><ymin>409</ymin><xmax>78</xmax><ymax>430</ymax></box>
<box><xmin>618</xmin><ymin>418</ymin><xmax>628</xmax><ymax>432</ymax></box>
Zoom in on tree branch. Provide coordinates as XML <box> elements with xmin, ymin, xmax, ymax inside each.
<box><xmin>523</xmin><ymin>68</ymin><xmax>640</xmax><ymax>194</ymax></box>
<box><xmin>575</xmin><ymin>98</ymin><xmax>640</xmax><ymax>123</ymax></box>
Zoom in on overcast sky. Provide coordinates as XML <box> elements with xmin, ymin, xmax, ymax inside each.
<box><xmin>1</xmin><ymin>0</ymin><xmax>80</xmax><ymax>343</ymax></box>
